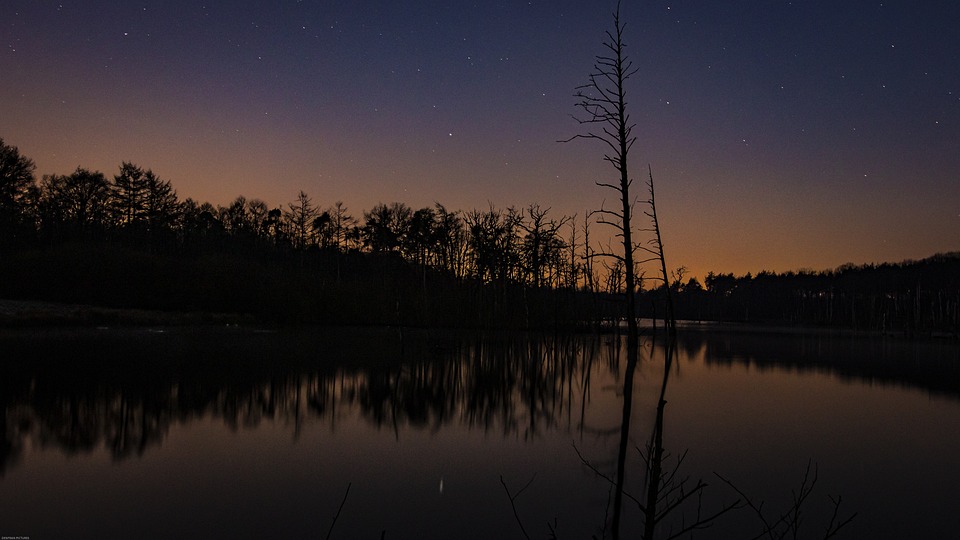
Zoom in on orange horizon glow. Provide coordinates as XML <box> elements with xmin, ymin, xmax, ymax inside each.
<box><xmin>2</xmin><ymin>1</ymin><xmax>956</xmax><ymax>281</ymax></box>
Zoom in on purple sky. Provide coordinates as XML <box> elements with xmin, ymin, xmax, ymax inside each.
<box><xmin>2</xmin><ymin>0</ymin><xmax>958</xmax><ymax>279</ymax></box>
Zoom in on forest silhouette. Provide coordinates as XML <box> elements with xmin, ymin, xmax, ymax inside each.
<box><xmin>1</xmin><ymin>137</ymin><xmax>958</xmax><ymax>334</ymax></box>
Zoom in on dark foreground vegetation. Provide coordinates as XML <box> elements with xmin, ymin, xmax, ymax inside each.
<box><xmin>1</xmin><ymin>137</ymin><xmax>958</xmax><ymax>334</ymax></box>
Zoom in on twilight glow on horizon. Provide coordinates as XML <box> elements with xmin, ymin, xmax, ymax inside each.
<box><xmin>2</xmin><ymin>0</ymin><xmax>958</xmax><ymax>279</ymax></box>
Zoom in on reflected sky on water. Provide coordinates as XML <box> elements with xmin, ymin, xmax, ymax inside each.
<box><xmin>1</xmin><ymin>327</ymin><xmax>958</xmax><ymax>538</ymax></box>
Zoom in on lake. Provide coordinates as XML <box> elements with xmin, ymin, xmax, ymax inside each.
<box><xmin>1</xmin><ymin>326</ymin><xmax>958</xmax><ymax>539</ymax></box>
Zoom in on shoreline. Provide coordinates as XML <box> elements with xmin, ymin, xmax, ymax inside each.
<box><xmin>2</xmin><ymin>298</ymin><xmax>956</xmax><ymax>341</ymax></box>
<box><xmin>633</xmin><ymin>318</ymin><xmax>958</xmax><ymax>341</ymax></box>
<box><xmin>0</xmin><ymin>298</ymin><xmax>250</xmax><ymax>328</ymax></box>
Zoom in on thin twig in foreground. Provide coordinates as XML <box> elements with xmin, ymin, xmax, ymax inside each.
<box><xmin>500</xmin><ymin>473</ymin><xmax>537</xmax><ymax>540</ymax></box>
<box><xmin>325</xmin><ymin>482</ymin><xmax>352</xmax><ymax>540</ymax></box>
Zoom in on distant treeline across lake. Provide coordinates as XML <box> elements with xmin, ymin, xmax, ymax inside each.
<box><xmin>1</xmin><ymin>139</ymin><xmax>958</xmax><ymax>333</ymax></box>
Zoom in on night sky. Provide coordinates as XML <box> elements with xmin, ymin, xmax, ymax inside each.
<box><xmin>2</xmin><ymin>1</ymin><xmax>958</xmax><ymax>279</ymax></box>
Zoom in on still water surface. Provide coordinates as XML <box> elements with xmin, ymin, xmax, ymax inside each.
<box><xmin>0</xmin><ymin>326</ymin><xmax>958</xmax><ymax>538</ymax></box>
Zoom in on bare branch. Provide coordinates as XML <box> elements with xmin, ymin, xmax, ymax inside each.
<box><xmin>663</xmin><ymin>498</ymin><xmax>744</xmax><ymax>540</ymax></box>
<box><xmin>715</xmin><ymin>473</ymin><xmax>777</xmax><ymax>540</ymax></box>
<box><xmin>324</xmin><ymin>482</ymin><xmax>352</xmax><ymax>540</ymax></box>
<box><xmin>500</xmin><ymin>473</ymin><xmax>537</xmax><ymax>540</ymax></box>
<box><xmin>573</xmin><ymin>444</ymin><xmax>645</xmax><ymax>510</ymax></box>
<box><xmin>823</xmin><ymin>495</ymin><xmax>858</xmax><ymax>539</ymax></box>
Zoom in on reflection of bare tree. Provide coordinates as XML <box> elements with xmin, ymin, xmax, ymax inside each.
<box><xmin>635</xmin><ymin>337</ymin><xmax>741</xmax><ymax>539</ymax></box>
<box><xmin>571</xmin><ymin>332</ymin><xmax>864</xmax><ymax>540</ymax></box>
<box><xmin>610</xmin><ymin>336</ymin><xmax>638</xmax><ymax>538</ymax></box>
<box><xmin>574</xmin><ymin>335</ymin><xmax>741</xmax><ymax>539</ymax></box>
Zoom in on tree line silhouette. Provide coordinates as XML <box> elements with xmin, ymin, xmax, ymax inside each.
<box><xmin>647</xmin><ymin>255</ymin><xmax>960</xmax><ymax>336</ymax></box>
<box><xmin>2</xmin><ymin>136</ymin><xmax>957</xmax><ymax>333</ymax></box>
<box><xmin>0</xmin><ymin>137</ymin><xmax>620</xmax><ymax>327</ymax></box>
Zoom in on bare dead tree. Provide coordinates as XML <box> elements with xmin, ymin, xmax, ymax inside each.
<box><xmin>581</xmin><ymin>212</ymin><xmax>596</xmax><ymax>292</ymax></box>
<box><xmin>638</xmin><ymin>165</ymin><xmax>677</xmax><ymax>336</ymax></box>
<box><xmin>285</xmin><ymin>190</ymin><xmax>319</xmax><ymax>250</ymax></box>
<box><xmin>518</xmin><ymin>204</ymin><xmax>571</xmax><ymax>288</ymax></box>
<box><xmin>560</xmin><ymin>7</ymin><xmax>644</xmax><ymax>534</ymax></box>
<box><xmin>562</xmin><ymin>0</ymin><xmax>640</xmax><ymax>344</ymax></box>
<box><xmin>567</xmin><ymin>213</ymin><xmax>579</xmax><ymax>289</ymax></box>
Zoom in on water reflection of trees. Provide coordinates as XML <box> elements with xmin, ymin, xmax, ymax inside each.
<box><xmin>3</xmin><ymin>328</ymin><xmax>956</xmax><ymax>479</ymax></box>
<box><xmin>0</xmin><ymin>328</ymin><xmax>602</xmax><ymax>475</ymax></box>
<box><xmin>357</xmin><ymin>335</ymin><xmax>600</xmax><ymax>438</ymax></box>
<box><xmin>693</xmin><ymin>331</ymin><xmax>960</xmax><ymax>399</ymax></box>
